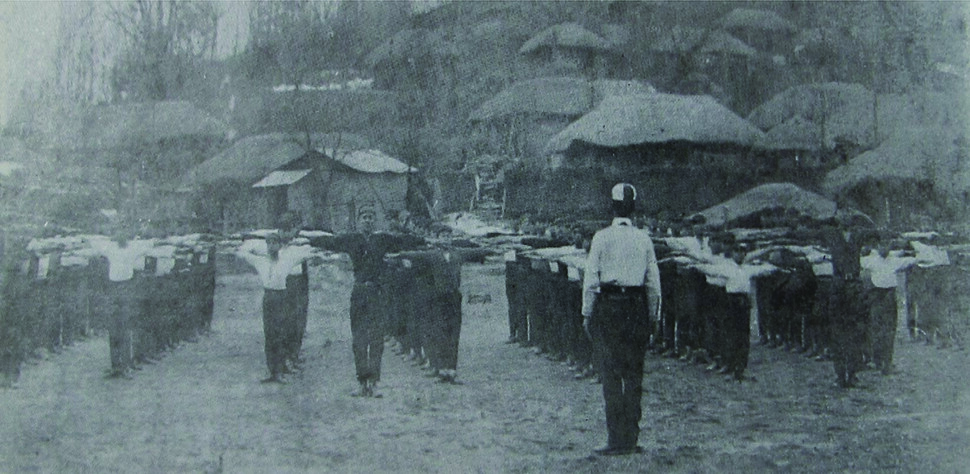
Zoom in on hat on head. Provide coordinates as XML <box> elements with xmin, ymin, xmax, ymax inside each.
<box><xmin>611</xmin><ymin>183</ymin><xmax>636</xmax><ymax>202</ymax></box>
<box><xmin>610</xmin><ymin>183</ymin><xmax>636</xmax><ymax>217</ymax></box>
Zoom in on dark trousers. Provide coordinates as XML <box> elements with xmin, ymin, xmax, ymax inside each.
<box><xmin>428</xmin><ymin>289</ymin><xmax>462</xmax><ymax>371</ymax></box>
<box><xmin>108</xmin><ymin>280</ymin><xmax>138</xmax><ymax>372</ymax></box>
<box><xmin>590</xmin><ymin>293</ymin><xmax>650</xmax><ymax>449</ymax></box>
<box><xmin>868</xmin><ymin>286</ymin><xmax>897</xmax><ymax>374</ymax></box>
<box><xmin>285</xmin><ymin>271</ymin><xmax>309</xmax><ymax>363</ymax></box>
<box><xmin>262</xmin><ymin>289</ymin><xmax>289</xmax><ymax>377</ymax></box>
<box><xmin>723</xmin><ymin>292</ymin><xmax>751</xmax><ymax>380</ymax></box>
<box><xmin>350</xmin><ymin>282</ymin><xmax>385</xmax><ymax>383</ymax></box>
<box><xmin>831</xmin><ymin>279</ymin><xmax>867</xmax><ymax>387</ymax></box>
<box><xmin>505</xmin><ymin>261</ymin><xmax>528</xmax><ymax>343</ymax></box>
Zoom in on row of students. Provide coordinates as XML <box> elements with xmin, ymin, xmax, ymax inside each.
<box><xmin>237</xmin><ymin>207</ymin><xmax>473</xmax><ymax>397</ymax></box>
<box><xmin>0</xmin><ymin>231</ymin><xmax>216</xmax><ymax>380</ymax></box>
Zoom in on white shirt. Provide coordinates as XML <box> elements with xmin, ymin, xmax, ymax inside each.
<box><xmin>236</xmin><ymin>244</ymin><xmax>314</xmax><ymax>290</ymax></box>
<box><xmin>582</xmin><ymin>218</ymin><xmax>661</xmax><ymax>318</ymax></box>
<box><xmin>89</xmin><ymin>238</ymin><xmax>154</xmax><ymax>282</ymax></box>
<box><xmin>861</xmin><ymin>250</ymin><xmax>916</xmax><ymax>288</ymax></box>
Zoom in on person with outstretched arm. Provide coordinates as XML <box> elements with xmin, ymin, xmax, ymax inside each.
<box><xmin>309</xmin><ymin>205</ymin><xmax>425</xmax><ymax>397</ymax></box>
<box><xmin>235</xmin><ymin>231</ymin><xmax>317</xmax><ymax>384</ymax></box>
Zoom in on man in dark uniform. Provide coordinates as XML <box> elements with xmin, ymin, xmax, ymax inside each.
<box><xmin>818</xmin><ymin>211</ymin><xmax>880</xmax><ymax>388</ymax></box>
<box><xmin>582</xmin><ymin>183</ymin><xmax>661</xmax><ymax>456</ymax></box>
<box><xmin>278</xmin><ymin>212</ymin><xmax>310</xmax><ymax>371</ymax></box>
<box><xmin>310</xmin><ymin>204</ymin><xmax>425</xmax><ymax>397</ymax></box>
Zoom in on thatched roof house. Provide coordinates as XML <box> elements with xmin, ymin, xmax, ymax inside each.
<box><xmin>186</xmin><ymin>133</ymin><xmax>413</xmax><ymax>232</ymax></box>
<box><xmin>719</xmin><ymin>8</ymin><xmax>797</xmax><ymax>33</ymax></box>
<box><xmin>754</xmin><ymin>115</ymin><xmax>824</xmax><ymax>152</ymax></box>
<box><xmin>364</xmin><ymin>28</ymin><xmax>457</xmax><ymax>68</ymax></box>
<box><xmin>519</xmin><ymin>22</ymin><xmax>614</xmax><ymax>55</ymax></box>
<box><xmin>15</xmin><ymin>101</ymin><xmax>231</xmax><ymax>152</ymax></box>
<box><xmin>546</xmin><ymin>93</ymin><xmax>765</xmax><ymax>154</ymax></box>
<box><xmin>823</xmin><ymin>128</ymin><xmax>967</xmax><ymax>193</ymax></box>
<box><xmin>718</xmin><ymin>8</ymin><xmax>796</xmax><ymax>55</ymax></box>
<box><xmin>747</xmin><ymin>82</ymin><xmax>876</xmax><ymax>149</ymax></box>
<box><xmin>469</xmin><ymin>77</ymin><xmax>655</xmax><ymax>122</ymax></box>
<box><xmin>698</xmin><ymin>30</ymin><xmax>757</xmax><ymax>57</ymax></box>
<box><xmin>822</xmin><ymin>128</ymin><xmax>969</xmax><ymax>227</ymax></box>
<box><xmin>644</xmin><ymin>25</ymin><xmax>708</xmax><ymax>54</ymax></box>
<box><xmin>689</xmin><ymin>182</ymin><xmax>837</xmax><ymax>228</ymax></box>
<box><xmin>185</xmin><ymin>133</ymin><xmax>312</xmax><ymax>186</ymax></box>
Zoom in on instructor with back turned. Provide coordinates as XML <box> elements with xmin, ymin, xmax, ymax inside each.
<box><xmin>582</xmin><ymin>183</ymin><xmax>661</xmax><ymax>456</ymax></box>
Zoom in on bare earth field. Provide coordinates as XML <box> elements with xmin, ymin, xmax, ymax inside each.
<box><xmin>1</xmin><ymin>260</ymin><xmax>968</xmax><ymax>473</ymax></box>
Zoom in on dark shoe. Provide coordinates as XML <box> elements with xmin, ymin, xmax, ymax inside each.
<box><xmin>260</xmin><ymin>375</ymin><xmax>284</xmax><ymax>384</ymax></box>
<box><xmin>594</xmin><ymin>446</ymin><xmax>644</xmax><ymax>456</ymax></box>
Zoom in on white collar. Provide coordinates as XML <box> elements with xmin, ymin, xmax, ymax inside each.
<box><xmin>611</xmin><ymin>217</ymin><xmax>633</xmax><ymax>227</ymax></box>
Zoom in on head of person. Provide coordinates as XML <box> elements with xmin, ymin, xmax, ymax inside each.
<box><xmin>278</xmin><ymin>211</ymin><xmax>302</xmax><ymax>241</ymax></box>
<box><xmin>265</xmin><ymin>232</ymin><xmax>283</xmax><ymax>259</ymax></box>
<box><xmin>357</xmin><ymin>205</ymin><xmax>377</xmax><ymax>233</ymax></box>
<box><xmin>111</xmin><ymin>224</ymin><xmax>135</xmax><ymax>247</ymax></box>
<box><xmin>610</xmin><ymin>183</ymin><xmax>636</xmax><ymax>218</ymax></box>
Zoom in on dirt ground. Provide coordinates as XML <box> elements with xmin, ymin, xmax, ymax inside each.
<box><xmin>1</xmin><ymin>258</ymin><xmax>968</xmax><ymax>473</ymax></box>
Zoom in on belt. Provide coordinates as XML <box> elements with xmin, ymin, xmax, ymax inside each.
<box><xmin>599</xmin><ymin>285</ymin><xmax>644</xmax><ymax>296</ymax></box>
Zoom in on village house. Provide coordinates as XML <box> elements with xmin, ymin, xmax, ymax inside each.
<box><xmin>185</xmin><ymin>133</ymin><xmax>415</xmax><ymax>233</ymax></box>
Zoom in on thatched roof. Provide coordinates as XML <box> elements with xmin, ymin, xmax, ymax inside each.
<box><xmin>185</xmin><ymin>133</ymin><xmax>409</xmax><ymax>186</ymax></box>
<box><xmin>519</xmin><ymin>22</ymin><xmax>613</xmax><ymax>55</ymax></box>
<box><xmin>364</xmin><ymin>28</ymin><xmax>458</xmax><ymax>68</ymax></box>
<box><xmin>600</xmin><ymin>23</ymin><xmax>630</xmax><ymax>48</ymax></box>
<box><xmin>719</xmin><ymin>8</ymin><xmax>797</xmax><ymax>33</ymax></box>
<box><xmin>545</xmin><ymin>93</ymin><xmax>765</xmax><ymax>153</ymax></box>
<box><xmin>645</xmin><ymin>25</ymin><xmax>708</xmax><ymax>54</ymax></box>
<box><xmin>699</xmin><ymin>30</ymin><xmax>757</xmax><ymax>57</ymax></box>
<box><xmin>822</xmin><ymin>128</ymin><xmax>969</xmax><ymax>194</ymax></box>
<box><xmin>793</xmin><ymin>27</ymin><xmax>845</xmax><ymax>51</ymax></box>
<box><xmin>748</xmin><ymin>82</ymin><xmax>872</xmax><ymax>129</ymax></box>
<box><xmin>83</xmin><ymin>101</ymin><xmax>230</xmax><ymax>150</ymax></box>
<box><xmin>754</xmin><ymin>115</ymin><xmax>823</xmax><ymax>151</ymax></box>
<box><xmin>14</xmin><ymin>101</ymin><xmax>230</xmax><ymax>151</ymax></box>
<box><xmin>324</xmin><ymin>149</ymin><xmax>416</xmax><ymax>174</ymax></box>
<box><xmin>187</xmin><ymin>133</ymin><xmax>308</xmax><ymax>185</ymax></box>
<box><xmin>469</xmin><ymin>77</ymin><xmax>655</xmax><ymax>122</ymax></box>
<box><xmin>747</xmin><ymin>82</ymin><xmax>876</xmax><ymax>148</ymax></box>
<box><xmin>690</xmin><ymin>183</ymin><xmax>838</xmax><ymax>228</ymax></box>
<box><xmin>751</xmin><ymin>87</ymin><xmax>968</xmax><ymax>150</ymax></box>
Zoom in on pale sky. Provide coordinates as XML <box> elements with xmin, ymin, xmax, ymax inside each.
<box><xmin>0</xmin><ymin>0</ymin><xmax>250</xmax><ymax>128</ymax></box>
<box><xmin>0</xmin><ymin>1</ymin><xmax>61</xmax><ymax>127</ymax></box>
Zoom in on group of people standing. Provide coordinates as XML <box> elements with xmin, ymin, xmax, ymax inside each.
<box><xmin>512</xmin><ymin>182</ymin><xmax>914</xmax><ymax>456</ymax></box>
<box><xmin>1</xmin><ymin>230</ymin><xmax>218</xmax><ymax>379</ymax></box>
<box><xmin>236</xmin><ymin>207</ymin><xmax>467</xmax><ymax>397</ymax></box>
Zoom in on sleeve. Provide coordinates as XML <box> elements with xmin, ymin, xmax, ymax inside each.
<box><xmin>643</xmin><ymin>236</ymin><xmax>662</xmax><ymax>321</ymax></box>
<box><xmin>235</xmin><ymin>249</ymin><xmax>261</xmax><ymax>269</ymax></box>
<box><xmin>308</xmin><ymin>234</ymin><xmax>351</xmax><ymax>252</ymax></box>
<box><xmin>581</xmin><ymin>233</ymin><xmax>601</xmax><ymax>318</ymax></box>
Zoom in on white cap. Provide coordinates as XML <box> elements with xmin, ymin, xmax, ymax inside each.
<box><xmin>611</xmin><ymin>183</ymin><xmax>636</xmax><ymax>202</ymax></box>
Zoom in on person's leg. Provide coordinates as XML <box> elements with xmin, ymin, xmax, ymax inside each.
<box><xmin>262</xmin><ymin>290</ymin><xmax>286</xmax><ymax>382</ymax></box>
<box><xmin>350</xmin><ymin>286</ymin><xmax>369</xmax><ymax>389</ymax></box>
<box><xmin>620</xmin><ymin>302</ymin><xmax>649</xmax><ymax>449</ymax></box>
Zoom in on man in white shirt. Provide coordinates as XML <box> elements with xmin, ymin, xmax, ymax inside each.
<box><xmin>582</xmin><ymin>183</ymin><xmax>661</xmax><ymax>456</ymax></box>
<box><xmin>87</xmin><ymin>230</ymin><xmax>154</xmax><ymax>378</ymax></box>
<box><xmin>236</xmin><ymin>232</ymin><xmax>316</xmax><ymax>383</ymax></box>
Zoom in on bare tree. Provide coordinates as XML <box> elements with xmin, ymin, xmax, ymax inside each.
<box><xmin>108</xmin><ymin>0</ymin><xmax>221</xmax><ymax>100</ymax></box>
